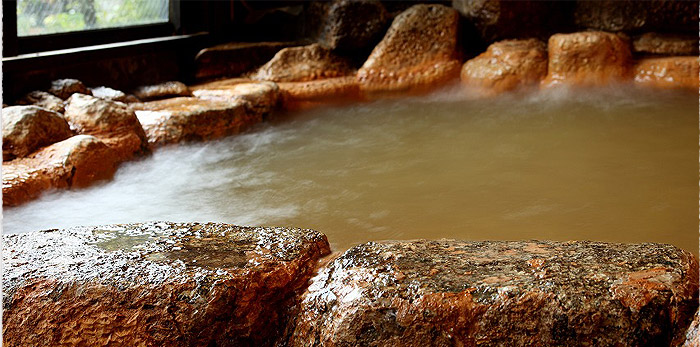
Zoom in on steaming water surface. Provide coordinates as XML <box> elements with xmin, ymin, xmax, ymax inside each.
<box><xmin>4</xmin><ymin>86</ymin><xmax>698</xmax><ymax>255</ymax></box>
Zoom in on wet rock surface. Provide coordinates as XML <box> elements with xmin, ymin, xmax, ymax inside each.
<box><xmin>3</xmin><ymin>222</ymin><xmax>331</xmax><ymax>347</ymax></box>
<box><xmin>574</xmin><ymin>0</ymin><xmax>699</xmax><ymax>34</ymax></box>
<box><xmin>252</xmin><ymin>44</ymin><xmax>355</xmax><ymax>82</ymax></box>
<box><xmin>319</xmin><ymin>0</ymin><xmax>389</xmax><ymax>53</ymax></box>
<box><xmin>190</xmin><ymin>78</ymin><xmax>280</xmax><ymax>116</ymax></box>
<box><xmin>133</xmin><ymin>81</ymin><xmax>191</xmax><ymax>101</ymax></box>
<box><xmin>90</xmin><ymin>86</ymin><xmax>128</xmax><ymax>102</ymax></box>
<box><xmin>357</xmin><ymin>4</ymin><xmax>461</xmax><ymax>94</ymax></box>
<box><xmin>195</xmin><ymin>42</ymin><xmax>296</xmax><ymax>81</ymax></box>
<box><xmin>634</xmin><ymin>57</ymin><xmax>699</xmax><ymax>90</ymax></box>
<box><xmin>278</xmin><ymin>76</ymin><xmax>360</xmax><ymax>110</ymax></box>
<box><xmin>684</xmin><ymin>310</ymin><xmax>700</xmax><ymax>347</ymax></box>
<box><xmin>286</xmin><ymin>240</ymin><xmax>698</xmax><ymax>347</ymax></box>
<box><xmin>48</xmin><ymin>78</ymin><xmax>91</xmax><ymax>99</ymax></box>
<box><xmin>461</xmin><ymin>39</ymin><xmax>547</xmax><ymax>94</ymax></box>
<box><xmin>130</xmin><ymin>97</ymin><xmax>260</xmax><ymax>146</ymax></box>
<box><xmin>632</xmin><ymin>33</ymin><xmax>699</xmax><ymax>56</ymax></box>
<box><xmin>544</xmin><ymin>31</ymin><xmax>632</xmax><ymax>87</ymax></box>
<box><xmin>15</xmin><ymin>90</ymin><xmax>66</xmax><ymax>113</ymax></box>
<box><xmin>2</xmin><ymin>106</ymin><xmax>73</xmax><ymax>161</ymax></box>
<box><xmin>64</xmin><ymin>93</ymin><xmax>149</xmax><ymax>162</ymax></box>
<box><xmin>2</xmin><ymin>135</ymin><xmax>119</xmax><ymax>206</ymax></box>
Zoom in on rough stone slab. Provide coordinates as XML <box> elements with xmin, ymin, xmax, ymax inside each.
<box><xmin>286</xmin><ymin>240</ymin><xmax>698</xmax><ymax>347</ymax></box>
<box><xmin>130</xmin><ymin>97</ymin><xmax>261</xmax><ymax>146</ymax></box>
<box><xmin>2</xmin><ymin>105</ymin><xmax>73</xmax><ymax>161</ymax></box>
<box><xmin>319</xmin><ymin>0</ymin><xmax>389</xmax><ymax>52</ymax></box>
<box><xmin>15</xmin><ymin>90</ymin><xmax>65</xmax><ymax>113</ymax></box>
<box><xmin>48</xmin><ymin>78</ymin><xmax>91</xmax><ymax>100</ymax></box>
<box><xmin>64</xmin><ymin>94</ymin><xmax>150</xmax><ymax>162</ymax></box>
<box><xmin>543</xmin><ymin>31</ymin><xmax>632</xmax><ymax>87</ymax></box>
<box><xmin>632</xmin><ymin>33</ymin><xmax>699</xmax><ymax>56</ymax></box>
<box><xmin>278</xmin><ymin>76</ymin><xmax>361</xmax><ymax>110</ymax></box>
<box><xmin>133</xmin><ymin>81</ymin><xmax>191</xmax><ymax>101</ymax></box>
<box><xmin>190</xmin><ymin>78</ymin><xmax>280</xmax><ymax>116</ymax></box>
<box><xmin>2</xmin><ymin>135</ymin><xmax>119</xmax><ymax>206</ymax></box>
<box><xmin>461</xmin><ymin>39</ymin><xmax>547</xmax><ymax>94</ymax></box>
<box><xmin>3</xmin><ymin>222</ymin><xmax>331</xmax><ymax>347</ymax></box>
<box><xmin>252</xmin><ymin>44</ymin><xmax>355</xmax><ymax>82</ymax></box>
<box><xmin>574</xmin><ymin>0</ymin><xmax>698</xmax><ymax>33</ymax></box>
<box><xmin>195</xmin><ymin>42</ymin><xmax>296</xmax><ymax>81</ymax></box>
<box><xmin>357</xmin><ymin>4</ymin><xmax>461</xmax><ymax>95</ymax></box>
<box><xmin>634</xmin><ymin>56</ymin><xmax>699</xmax><ymax>90</ymax></box>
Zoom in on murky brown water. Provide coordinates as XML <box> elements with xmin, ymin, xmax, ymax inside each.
<box><xmin>4</xmin><ymin>85</ymin><xmax>698</xmax><ymax>256</ymax></box>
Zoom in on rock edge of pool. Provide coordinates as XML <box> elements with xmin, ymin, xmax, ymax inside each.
<box><xmin>3</xmin><ymin>221</ymin><xmax>699</xmax><ymax>346</ymax></box>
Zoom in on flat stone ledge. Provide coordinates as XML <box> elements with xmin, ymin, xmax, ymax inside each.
<box><xmin>286</xmin><ymin>240</ymin><xmax>698</xmax><ymax>347</ymax></box>
<box><xmin>3</xmin><ymin>222</ymin><xmax>331</xmax><ymax>347</ymax></box>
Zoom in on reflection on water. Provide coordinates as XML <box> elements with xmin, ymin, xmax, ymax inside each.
<box><xmin>4</xmin><ymin>85</ymin><xmax>698</xmax><ymax>255</ymax></box>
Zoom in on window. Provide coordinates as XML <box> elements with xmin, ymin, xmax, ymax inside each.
<box><xmin>17</xmin><ymin>0</ymin><xmax>170</xmax><ymax>37</ymax></box>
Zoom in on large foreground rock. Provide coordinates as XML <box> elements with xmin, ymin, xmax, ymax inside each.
<box><xmin>3</xmin><ymin>222</ymin><xmax>331</xmax><ymax>347</ymax></box>
<box><xmin>543</xmin><ymin>31</ymin><xmax>632</xmax><ymax>87</ymax></box>
<box><xmin>252</xmin><ymin>44</ymin><xmax>354</xmax><ymax>82</ymax></box>
<box><xmin>2</xmin><ymin>106</ymin><xmax>73</xmax><ymax>161</ymax></box>
<box><xmin>2</xmin><ymin>135</ymin><xmax>119</xmax><ymax>206</ymax></box>
<box><xmin>64</xmin><ymin>94</ymin><xmax>149</xmax><ymax>162</ymax></box>
<box><xmin>286</xmin><ymin>240</ymin><xmax>698</xmax><ymax>346</ymax></box>
<box><xmin>195</xmin><ymin>42</ymin><xmax>295</xmax><ymax>80</ymax></box>
<box><xmin>130</xmin><ymin>97</ymin><xmax>262</xmax><ymax>146</ymax></box>
<box><xmin>357</xmin><ymin>4</ymin><xmax>461</xmax><ymax>95</ymax></box>
<box><xmin>634</xmin><ymin>57</ymin><xmax>699</xmax><ymax>90</ymax></box>
<box><xmin>461</xmin><ymin>39</ymin><xmax>547</xmax><ymax>94</ymax></box>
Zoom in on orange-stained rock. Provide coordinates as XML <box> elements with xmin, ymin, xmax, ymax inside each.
<box><xmin>3</xmin><ymin>222</ymin><xmax>331</xmax><ymax>347</ymax></box>
<box><xmin>2</xmin><ymin>106</ymin><xmax>73</xmax><ymax>161</ymax></box>
<box><xmin>48</xmin><ymin>78</ymin><xmax>91</xmax><ymax>99</ymax></box>
<box><xmin>133</xmin><ymin>81</ymin><xmax>191</xmax><ymax>101</ymax></box>
<box><xmin>543</xmin><ymin>31</ymin><xmax>632</xmax><ymax>87</ymax></box>
<box><xmin>63</xmin><ymin>94</ymin><xmax>149</xmax><ymax>162</ymax></box>
<box><xmin>634</xmin><ymin>56</ymin><xmax>699</xmax><ymax>90</ymax></box>
<box><xmin>2</xmin><ymin>135</ymin><xmax>119</xmax><ymax>206</ymax></box>
<box><xmin>252</xmin><ymin>44</ymin><xmax>355</xmax><ymax>82</ymax></box>
<box><xmin>633</xmin><ymin>33</ymin><xmax>699</xmax><ymax>56</ymax></box>
<box><xmin>195</xmin><ymin>41</ymin><xmax>295</xmax><ymax>81</ymax></box>
<box><xmin>461</xmin><ymin>39</ymin><xmax>547</xmax><ymax>94</ymax></box>
<box><xmin>190</xmin><ymin>78</ymin><xmax>280</xmax><ymax>115</ymax></box>
<box><xmin>130</xmin><ymin>97</ymin><xmax>261</xmax><ymax>146</ymax></box>
<box><xmin>285</xmin><ymin>240</ymin><xmax>698</xmax><ymax>346</ymax></box>
<box><xmin>278</xmin><ymin>76</ymin><xmax>361</xmax><ymax>110</ymax></box>
<box><xmin>684</xmin><ymin>310</ymin><xmax>700</xmax><ymax>347</ymax></box>
<box><xmin>15</xmin><ymin>90</ymin><xmax>65</xmax><ymax>113</ymax></box>
<box><xmin>357</xmin><ymin>4</ymin><xmax>461</xmax><ymax>95</ymax></box>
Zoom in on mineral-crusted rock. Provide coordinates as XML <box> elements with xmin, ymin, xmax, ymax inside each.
<box><xmin>195</xmin><ymin>42</ymin><xmax>295</xmax><ymax>81</ymax></box>
<box><xmin>252</xmin><ymin>44</ymin><xmax>355</xmax><ymax>82</ymax></box>
<box><xmin>63</xmin><ymin>94</ymin><xmax>149</xmax><ymax>162</ymax></box>
<box><xmin>15</xmin><ymin>90</ymin><xmax>65</xmax><ymax>113</ymax></box>
<box><xmin>133</xmin><ymin>81</ymin><xmax>191</xmax><ymax>101</ymax></box>
<box><xmin>319</xmin><ymin>0</ymin><xmax>389</xmax><ymax>52</ymax></box>
<box><xmin>2</xmin><ymin>135</ymin><xmax>119</xmax><ymax>206</ymax></box>
<box><xmin>683</xmin><ymin>310</ymin><xmax>700</xmax><ymax>347</ymax></box>
<box><xmin>278</xmin><ymin>76</ymin><xmax>361</xmax><ymax>110</ymax></box>
<box><xmin>461</xmin><ymin>39</ymin><xmax>547</xmax><ymax>94</ymax></box>
<box><xmin>286</xmin><ymin>240</ymin><xmax>698</xmax><ymax>347</ymax></box>
<box><xmin>543</xmin><ymin>31</ymin><xmax>632</xmax><ymax>87</ymax></box>
<box><xmin>452</xmin><ymin>0</ymin><xmax>571</xmax><ymax>42</ymax></box>
<box><xmin>130</xmin><ymin>97</ymin><xmax>261</xmax><ymax>146</ymax></box>
<box><xmin>633</xmin><ymin>33</ymin><xmax>699</xmax><ymax>56</ymax></box>
<box><xmin>48</xmin><ymin>78</ymin><xmax>91</xmax><ymax>99</ymax></box>
<box><xmin>634</xmin><ymin>56</ymin><xmax>699</xmax><ymax>90</ymax></box>
<box><xmin>3</xmin><ymin>222</ymin><xmax>331</xmax><ymax>347</ymax></box>
<box><xmin>2</xmin><ymin>106</ymin><xmax>73</xmax><ymax>161</ymax></box>
<box><xmin>574</xmin><ymin>0</ymin><xmax>699</xmax><ymax>34</ymax></box>
<box><xmin>357</xmin><ymin>4</ymin><xmax>461</xmax><ymax>95</ymax></box>
<box><xmin>191</xmin><ymin>78</ymin><xmax>280</xmax><ymax>115</ymax></box>
<box><xmin>90</xmin><ymin>86</ymin><xmax>128</xmax><ymax>102</ymax></box>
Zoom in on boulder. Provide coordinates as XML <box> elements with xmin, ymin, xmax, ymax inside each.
<box><xmin>63</xmin><ymin>94</ymin><xmax>149</xmax><ymax>162</ymax></box>
<box><xmin>357</xmin><ymin>4</ymin><xmax>462</xmax><ymax>95</ymax></box>
<box><xmin>278</xmin><ymin>76</ymin><xmax>361</xmax><ymax>110</ymax></box>
<box><xmin>195</xmin><ymin>42</ymin><xmax>296</xmax><ymax>81</ymax></box>
<box><xmin>683</xmin><ymin>310</ymin><xmax>700</xmax><ymax>347</ymax></box>
<box><xmin>130</xmin><ymin>97</ymin><xmax>261</xmax><ymax>146</ymax></box>
<box><xmin>133</xmin><ymin>81</ymin><xmax>191</xmax><ymax>101</ymax></box>
<box><xmin>634</xmin><ymin>57</ymin><xmax>699</xmax><ymax>90</ymax></box>
<box><xmin>632</xmin><ymin>33</ymin><xmax>699</xmax><ymax>56</ymax></box>
<box><xmin>2</xmin><ymin>106</ymin><xmax>73</xmax><ymax>161</ymax></box>
<box><xmin>319</xmin><ymin>0</ymin><xmax>389</xmax><ymax>53</ymax></box>
<box><xmin>90</xmin><ymin>86</ymin><xmax>128</xmax><ymax>102</ymax></box>
<box><xmin>286</xmin><ymin>240</ymin><xmax>698</xmax><ymax>346</ymax></box>
<box><xmin>2</xmin><ymin>135</ymin><xmax>119</xmax><ymax>206</ymax></box>
<box><xmin>543</xmin><ymin>31</ymin><xmax>632</xmax><ymax>87</ymax></box>
<box><xmin>252</xmin><ymin>44</ymin><xmax>355</xmax><ymax>82</ymax></box>
<box><xmin>48</xmin><ymin>78</ymin><xmax>91</xmax><ymax>99</ymax></box>
<box><xmin>3</xmin><ymin>222</ymin><xmax>331</xmax><ymax>347</ymax></box>
<box><xmin>15</xmin><ymin>90</ymin><xmax>65</xmax><ymax>113</ymax></box>
<box><xmin>190</xmin><ymin>78</ymin><xmax>280</xmax><ymax>115</ymax></box>
<box><xmin>452</xmin><ymin>0</ymin><xmax>572</xmax><ymax>42</ymax></box>
<box><xmin>574</xmin><ymin>0</ymin><xmax>699</xmax><ymax>34</ymax></box>
<box><xmin>461</xmin><ymin>39</ymin><xmax>547</xmax><ymax>94</ymax></box>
